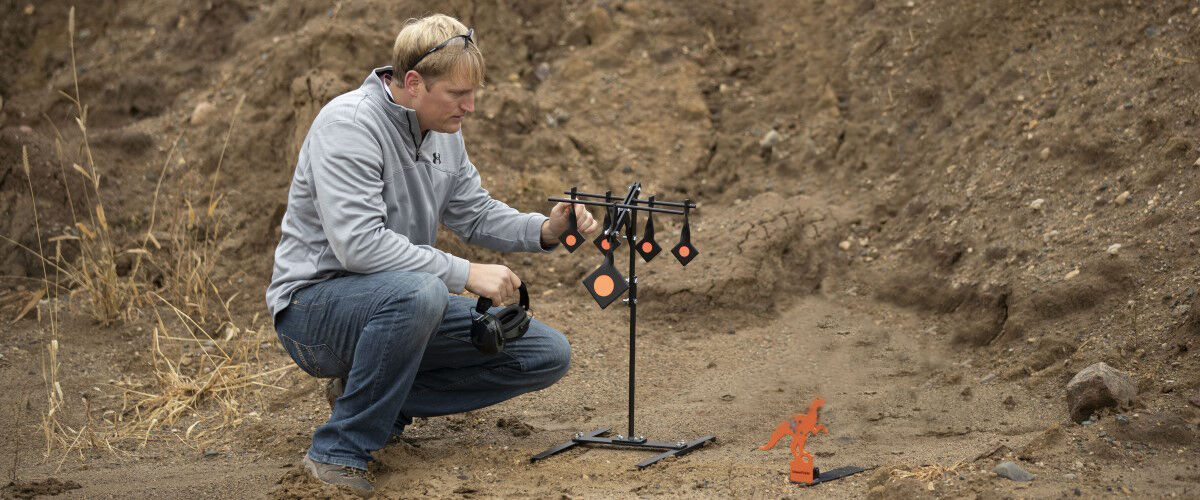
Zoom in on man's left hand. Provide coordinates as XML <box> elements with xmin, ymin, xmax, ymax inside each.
<box><xmin>541</xmin><ymin>202</ymin><xmax>599</xmax><ymax>247</ymax></box>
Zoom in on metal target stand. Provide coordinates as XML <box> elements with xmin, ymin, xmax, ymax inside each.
<box><xmin>530</xmin><ymin>182</ymin><xmax>715</xmax><ymax>469</ymax></box>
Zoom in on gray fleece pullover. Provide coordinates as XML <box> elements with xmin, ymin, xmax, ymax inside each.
<box><xmin>265</xmin><ymin>67</ymin><xmax>548</xmax><ymax>318</ymax></box>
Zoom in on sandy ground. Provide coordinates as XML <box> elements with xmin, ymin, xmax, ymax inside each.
<box><xmin>2</xmin><ymin>0</ymin><xmax>1199</xmax><ymax>498</ymax></box>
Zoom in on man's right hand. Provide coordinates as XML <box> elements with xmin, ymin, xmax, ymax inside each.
<box><xmin>465</xmin><ymin>263</ymin><xmax>522</xmax><ymax>305</ymax></box>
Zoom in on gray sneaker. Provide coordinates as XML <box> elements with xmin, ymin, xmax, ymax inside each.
<box><xmin>325</xmin><ymin>377</ymin><xmax>346</xmax><ymax>409</ymax></box>
<box><xmin>302</xmin><ymin>455</ymin><xmax>373</xmax><ymax>497</ymax></box>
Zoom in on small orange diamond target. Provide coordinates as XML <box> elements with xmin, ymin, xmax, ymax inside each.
<box><xmin>566</xmin><ymin>235</ymin><xmax>577</xmax><ymax>246</ymax></box>
<box><xmin>678</xmin><ymin>246</ymin><xmax>691</xmax><ymax>258</ymax></box>
<box><xmin>593</xmin><ymin>275</ymin><xmax>615</xmax><ymax>296</ymax></box>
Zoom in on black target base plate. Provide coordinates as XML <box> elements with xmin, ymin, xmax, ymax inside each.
<box><xmin>794</xmin><ymin>465</ymin><xmax>868</xmax><ymax>487</ymax></box>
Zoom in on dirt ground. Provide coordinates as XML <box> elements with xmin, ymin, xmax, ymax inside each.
<box><xmin>2</xmin><ymin>0</ymin><xmax>1200</xmax><ymax>498</ymax></box>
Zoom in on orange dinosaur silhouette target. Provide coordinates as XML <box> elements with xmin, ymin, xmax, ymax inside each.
<box><xmin>761</xmin><ymin>397</ymin><xmax>829</xmax><ymax>484</ymax></box>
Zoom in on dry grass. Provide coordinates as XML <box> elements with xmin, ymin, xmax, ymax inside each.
<box><xmin>5</xmin><ymin>7</ymin><xmax>292</xmax><ymax>468</ymax></box>
<box><xmin>889</xmin><ymin>460</ymin><xmax>967</xmax><ymax>482</ymax></box>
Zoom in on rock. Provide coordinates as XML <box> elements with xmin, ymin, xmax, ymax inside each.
<box><xmin>1106</xmin><ymin>243</ymin><xmax>1121</xmax><ymax>255</ymax></box>
<box><xmin>1030</xmin><ymin>198</ymin><xmax>1045</xmax><ymax>210</ymax></box>
<box><xmin>760</xmin><ymin>129</ymin><xmax>782</xmax><ymax>149</ymax></box>
<box><xmin>838</xmin><ymin>240</ymin><xmax>852</xmax><ymax>251</ymax></box>
<box><xmin>1003</xmin><ymin>395</ymin><xmax>1017</xmax><ymax>410</ymax></box>
<box><xmin>1114</xmin><ymin>191</ymin><xmax>1130</xmax><ymax>206</ymax></box>
<box><xmin>582</xmin><ymin>6</ymin><xmax>613</xmax><ymax>43</ymax></box>
<box><xmin>1064</xmin><ymin>268</ymin><xmax>1080</xmax><ymax>280</ymax></box>
<box><xmin>1066</xmin><ymin>362</ymin><xmax>1137</xmax><ymax>423</ymax></box>
<box><xmin>1063</xmin><ymin>473</ymin><xmax>1077</xmax><ymax>480</ymax></box>
<box><xmin>190</xmin><ymin>101</ymin><xmax>217</xmax><ymax>125</ymax></box>
<box><xmin>1189</xmin><ymin>394</ymin><xmax>1200</xmax><ymax>409</ymax></box>
<box><xmin>995</xmin><ymin>461</ymin><xmax>1035</xmax><ymax>481</ymax></box>
<box><xmin>534</xmin><ymin>62</ymin><xmax>551</xmax><ymax>82</ymax></box>
<box><xmin>1193</xmin><ymin>157</ymin><xmax>1200</xmax><ymax>167</ymax></box>
<box><xmin>1039</xmin><ymin>147</ymin><xmax>1051</xmax><ymax>160</ymax></box>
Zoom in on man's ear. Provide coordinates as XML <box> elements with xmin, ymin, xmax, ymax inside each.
<box><xmin>402</xmin><ymin>70</ymin><xmax>424</xmax><ymax>97</ymax></box>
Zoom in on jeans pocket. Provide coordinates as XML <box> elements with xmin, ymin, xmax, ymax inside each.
<box><xmin>279</xmin><ymin>334</ymin><xmax>348</xmax><ymax>378</ymax></box>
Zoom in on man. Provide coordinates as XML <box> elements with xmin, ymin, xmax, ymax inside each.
<box><xmin>266</xmin><ymin>14</ymin><xmax>598</xmax><ymax>495</ymax></box>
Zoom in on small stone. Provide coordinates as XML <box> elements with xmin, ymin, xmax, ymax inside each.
<box><xmin>1039</xmin><ymin>147</ymin><xmax>1051</xmax><ymax>160</ymax></box>
<box><xmin>582</xmin><ymin>6</ymin><xmax>614</xmax><ymax>42</ymax></box>
<box><xmin>534</xmin><ymin>62</ymin><xmax>551</xmax><ymax>82</ymax></box>
<box><xmin>760</xmin><ymin>129</ymin><xmax>782</xmax><ymax>149</ymax></box>
<box><xmin>1063</xmin><ymin>473</ymin><xmax>1077</xmax><ymax>480</ymax></box>
<box><xmin>190</xmin><ymin>102</ymin><xmax>217</xmax><ymax>125</ymax></box>
<box><xmin>838</xmin><ymin>240</ymin><xmax>852</xmax><ymax>251</ymax></box>
<box><xmin>1114</xmin><ymin>191</ymin><xmax>1130</xmax><ymax>205</ymax></box>
<box><xmin>1189</xmin><ymin>395</ymin><xmax>1200</xmax><ymax>409</ymax></box>
<box><xmin>1066</xmin><ymin>362</ymin><xmax>1137</xmax><ymax>423</ymax></box>
<box><xmin>1064</xmin><ymin>268</ymin><xmax>1080</xmax><ymax>280</ymax></box>
<box><xmin>23</xmin><ymin>3</ymin><xmax>34</xmax><ymax>15</ymax></box>
<box><xmin>1106</xmin><ymin>243</ymin><xmax>1121</xmax><ymax>255</ymax></box>
<box><xmin>1193</xmin><ymin>157</ymin><xmax>1200</xmax><ymax>167</ymax></box>
<box><xmin>1030</xmin><ymin>198</ymin><xmax>1045</xmax><ymax>210</ymax></box>
<box><xmin>994</xmin><ymin>461</ymin><xmax>1035</xmax><ymax>481</ymax></box>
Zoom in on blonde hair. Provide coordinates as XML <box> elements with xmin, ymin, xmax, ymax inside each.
<box><xmin>392</xmin><ymin>14</ymin><xmax>484</xmax><ymax>86</ymax></box>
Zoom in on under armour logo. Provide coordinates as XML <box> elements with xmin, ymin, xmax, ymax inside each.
<box><xmin>432</xmin><ymin>152</ymin><xmax>441</xmax><ymax>164</ymax></box>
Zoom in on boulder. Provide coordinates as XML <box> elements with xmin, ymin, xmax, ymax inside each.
<box><xmin>1066</xmin><ymin>362</ymin><xmax>1136</xmax><ymax>423</ymax></box>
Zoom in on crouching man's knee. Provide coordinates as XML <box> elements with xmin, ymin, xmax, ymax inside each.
<box><xmin>525</xmin><ymin>322</ymin><xmax>571</xmax><ymax>388</ymax></box>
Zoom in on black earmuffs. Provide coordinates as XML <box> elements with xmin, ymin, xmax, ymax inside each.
<box><xmin>470</xmin><ymin>283</ymin><xmax>531</xmax><ymax>354</ymax></box>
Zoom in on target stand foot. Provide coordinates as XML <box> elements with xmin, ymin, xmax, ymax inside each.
<box><xmin>530</xmin><ymin>427</ymin><xmax>715</xmax><ymax>469</ymax></box>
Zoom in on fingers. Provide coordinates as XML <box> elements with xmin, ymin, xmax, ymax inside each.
<box><xmin>507</xmin><ymin>268</ymin><xmax>522</xmax><ymax>300</ymax></box>
<box><xmin>576</xmin><ymin>205</ymin><xmax>599</xmax><ymax>235</ymax></box>
<box><xmin>490</xmin><ymin>266</ymin><xmax>519</xmax><ymax>305</ymax></box>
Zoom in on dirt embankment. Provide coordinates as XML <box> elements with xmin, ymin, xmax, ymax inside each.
<box><xmin>1</xmin><ymin>0</ymin><xmax>1198</xmax><ymax>498</ymax></box>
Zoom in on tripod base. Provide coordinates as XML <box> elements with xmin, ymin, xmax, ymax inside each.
<box><xmin>530</xmin><ymin>427</ymin><xmax>716</xmax><ymax>469</ymax></box>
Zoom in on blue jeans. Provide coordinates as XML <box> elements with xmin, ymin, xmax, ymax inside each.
<box><xmin>273</xmin><ymin>271</ymin><xmax>571</xmax><ymax>470</ymax></box>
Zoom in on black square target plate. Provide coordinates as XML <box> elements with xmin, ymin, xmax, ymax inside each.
<box><xmin>581</xmin><ymin>259</ymin><xmax>627</xmax><ymax>309</ymax></box>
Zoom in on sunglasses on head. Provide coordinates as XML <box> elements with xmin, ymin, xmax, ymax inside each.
<box><xmin>407</xmin><ymin>28</ymin><xmax>474</xmax><ymax>72</ymax></box>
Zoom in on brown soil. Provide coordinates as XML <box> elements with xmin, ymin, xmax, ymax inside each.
<box><xmin>2</xmin><ymin>0</ymin><xmax>1199</xmax><ymax>498</ymax></box>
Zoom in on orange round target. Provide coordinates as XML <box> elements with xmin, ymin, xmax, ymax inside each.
<box><xmin>641</xmin><ymin>242</ymin><xmax>653</xmax><ymax>253</ymax></box>
<box><xmin>565</xmin><ymin>235</ymin><xmax>577</xmax><ymax>246</ymax></box>
<box><xmin>593</xmin><ymin>275</ymin><xmax>615</xmax><ymax>296</ymax></box>
<box><xmin>679</xmin><ymin>246</ymin><xmax>691</xmax><ymax>257</ymax></box>
<box><xmin>601</xmin><ymin>240</ymin><xmax>611</xmax><ymax>250</ymax></box>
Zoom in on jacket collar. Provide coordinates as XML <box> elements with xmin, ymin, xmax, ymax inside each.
<box><xmin>364</xmin><ymin>66</ymin><xmax>425</xmax><ymax>154</ymax></box>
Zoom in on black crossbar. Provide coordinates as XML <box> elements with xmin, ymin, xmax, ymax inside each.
<box><xmin>547</xmin><ymin>197</ymin><xmax>685</xmax><ymax>215</ymax></box>
<box><xmin>562</xmin><ymin>191</ymin><xmax>697</xmax><ymax>209</ymax></box>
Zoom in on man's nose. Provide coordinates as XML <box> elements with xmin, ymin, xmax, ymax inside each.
<box><xmin>461</xmin><ymin>94</ymin><xmax>475</xmax><ymax>114</ymax></box>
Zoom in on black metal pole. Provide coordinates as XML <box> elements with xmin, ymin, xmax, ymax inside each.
<box><xmin>627</xmin><ymin>210</ymin><xmax>637</xmax><ymax>438</ymax></box>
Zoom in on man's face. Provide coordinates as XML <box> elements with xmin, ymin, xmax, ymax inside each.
<box><xmin>412</xmin><ymin>72</ymin><xmax>476</xmax><ymax>134</ymax></box>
